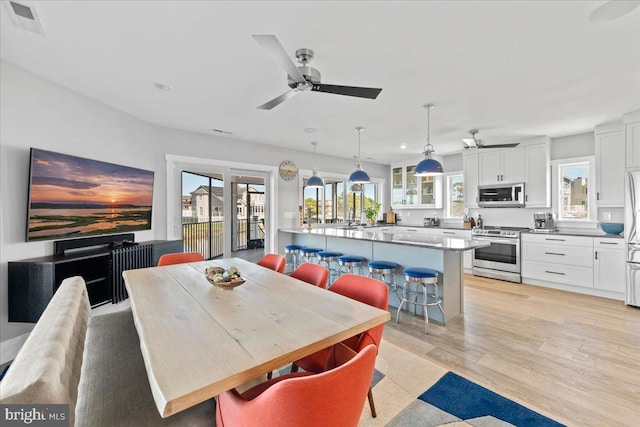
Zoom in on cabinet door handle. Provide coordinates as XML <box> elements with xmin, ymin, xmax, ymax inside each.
<box><xmin>501</xmin><ymin>174</ymin><xmax>504</xmax><ymax>181</ymax></box>
<box><xmin>497</xmin><ymin>174</ymin><xmax>500</xmax><ymax>181</ymax></box>
<box><xmin>545</xmin><ymin>238</ymin><xmax>565</xmax><ymax>241</ymax></box>
<box><xmin>598</xmin><ymin>241</ymin><xmax>619</xmax><ymax>245</ymax></box>
<box><xmin>443</xmin><ymin>231</ymin><xmax>456</xmax><ymax>235</ymax></box>
<box><xmin>407</xmin><ymin>229</ymin><xmax>418</xmax><ymax>232</ymax></box>
<box><xmin>595</xmin><ymin>251</ymin><xmax>598</xmax><ymax>260</ymax></box>
<box><xmin>545</xmin><ymin>270</ymin><xmax>566</xmax><ymax>275</ymax></box>
<box><xmin>525</xmin><ymin>195</ymin><xmax>528</xmax><ymax>202</ymax></box>
<box><xmin>545</xmin><ymin>252</ymin><xmax>565</xmax><ymax>256</ymax></box>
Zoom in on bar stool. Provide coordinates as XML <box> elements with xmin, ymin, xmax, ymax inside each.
<box><xmin>284</xmin><ymin>244</ymin><xmax>303</xmax><ymax>273</ymax></box>
<box><xmin>298</xmin><ymin>247</ymin><xmax>322</xmax><ymax>264</ymax></box>
<box><xmin>396</xmin><ymin>267</ymin><xmax>444</xmax><ymax>334</ymax></box>
<box><xmin>338</xmin><ymin>255</ymin><xmax>365</xmax><ymax>276</ymax></box>
<box><xmin>317</xmin><ymin>251</ymin><xmax>342</xmax><ymax>284</ymax></box>
<box><xmin>367</xmin><ymin>260</ymin><xmax>399</xmax><ymax>296</ymax></box>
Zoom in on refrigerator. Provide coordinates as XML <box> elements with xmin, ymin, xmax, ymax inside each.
<box><xmin>626</xmin><ymin>170</ymin><xmax>640</xmax><ymax>307</ymax></box>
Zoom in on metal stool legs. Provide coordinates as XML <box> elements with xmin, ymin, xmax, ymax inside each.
<box><xmin>396</xmin><ymin>273</ymin><xmax>444</xmax><ymax>334</ymax></box>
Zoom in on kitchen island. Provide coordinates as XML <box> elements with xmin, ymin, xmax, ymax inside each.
<box><xmin>279</xmin><ymin>227</ymin><xmax>489</xmax><ymax>324</ymax></box>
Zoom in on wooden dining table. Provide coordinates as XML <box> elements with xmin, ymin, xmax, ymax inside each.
<box><xmin>123</xmin><ymin>257</ymin><xmax>390</xmax><ymax>418</ymax></box>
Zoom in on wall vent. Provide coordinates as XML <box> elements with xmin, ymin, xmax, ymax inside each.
<box><xmin>5</xmin><ymin>1</ymin><xmax>45</xmax><ymax>34</ymax></box>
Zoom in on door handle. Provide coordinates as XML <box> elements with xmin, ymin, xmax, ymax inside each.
<box><xmin>545</xmin><ymin>252</ymin><xmax>565</xmax><ymax>256</ymax></box>
<box><xmin>545</xmin><ymin>270</ymin><xmax>566</xmax><ymax>275</ymax></box>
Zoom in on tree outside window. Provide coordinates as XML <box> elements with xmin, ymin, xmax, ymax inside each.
<box><xmin>446</xmin><ymin>174</ymin><xmax>464</xmax><ymax>218</ymax></box>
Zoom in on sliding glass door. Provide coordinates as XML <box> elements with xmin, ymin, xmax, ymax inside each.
<box><xmin>181</xmin><ymin>171</ymin><xmax>224</xmax><ymax>259</ymax></box>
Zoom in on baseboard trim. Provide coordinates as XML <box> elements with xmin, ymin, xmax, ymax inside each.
<box><xmin>1</xmin><ymin>332</ymin><xmax>30</xmax><ymax>365</ymax></box>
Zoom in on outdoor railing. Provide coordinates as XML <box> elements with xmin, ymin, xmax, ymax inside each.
<box><xmin>182</xmin><ymin>218</ymin><xmax>265</xmax><ymax>259</ymax></box>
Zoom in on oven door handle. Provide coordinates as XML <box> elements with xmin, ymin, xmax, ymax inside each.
<box><xmin>472</xmin><ymin>236</ymin><xmax>519</xmax><ymax>245</ymax></box>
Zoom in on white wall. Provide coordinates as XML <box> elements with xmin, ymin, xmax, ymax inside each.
<box><xmin>0</xmin><ymin>61</ymin><xmax>388</xmax><ymax>344</ymax></box>
<box><xmin>551</xmin><ymin>131</ymin><xmax>594</xmax><ymax>159</ymax></box>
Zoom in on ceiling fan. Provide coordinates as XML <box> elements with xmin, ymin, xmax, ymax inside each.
<box><xmin>462</xmin><ymin>129</ymin><xmax>520</xmax><ymax>150</ymax></box>
<box><xmin>253</xmin><ymin>34</ymin><xmax>382</xmax><ymax>110</ymax></box>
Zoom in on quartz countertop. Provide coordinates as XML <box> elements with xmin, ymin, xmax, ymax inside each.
<box><xmin>279</xmin><ymin>227</ymin><xmax>489</xmax><ymax>251</ymax></box>
<box><xmin>522</xmin><ymin>229</ymin><xmax>624</xmax><ymax>239</ymax></box>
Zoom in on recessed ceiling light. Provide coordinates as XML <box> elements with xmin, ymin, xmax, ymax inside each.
<box><xmin>303</xmin><ymin>128</ymin><xmax>318</xmax><ymax>134</ymax></box>
<box><xmin>400</xmin><ymin>143</ymin><xmax>407</xmax><ymax>150</ymax></box>
<box><xmin>589</xmin><ymin>0</ymin><xmax>640</xmax><ymax>23</ymax></box>
<box><xmin>154</xmin><ymin>82</ymin><xmax>172</xmax><ymax>91</ymax></box>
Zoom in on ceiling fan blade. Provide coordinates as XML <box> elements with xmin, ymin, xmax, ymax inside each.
<box><xmin>311</xmin><ymin>84</ymin><xmax>382</xmax><ymax>99</ymax></box>
<box><xmin>252</xmin><ymin>35</ymin><xmax>306</xmax><ymax>84</ymax></box>
<box><xmin>257</xmin><ymin>89</ymin><xmax>298</xmax><ymax>110</ymax></box>
<box><xmin>479</xmin><ymin>143</ymin><xmax>520</xmax><ymax>149</ymax></box>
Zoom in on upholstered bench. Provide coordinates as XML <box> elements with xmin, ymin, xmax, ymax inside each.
<box><xmin>0</xmin><ymin>276</ymin><xmax>215</xmax><ymax>426</ymax></box>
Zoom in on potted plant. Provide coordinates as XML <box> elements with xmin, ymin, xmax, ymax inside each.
<box><xmin>364</xmin><ymin>203</ymin><xmax>381</xmax><ymax>225</ymax></box>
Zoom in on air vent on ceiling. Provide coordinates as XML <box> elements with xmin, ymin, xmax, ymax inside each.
<box><xmin>211</xmin><ymin>129</ymin><xmax>233</xmax><ymax>135</ymax></box>
<box><xmin>5</xmin><ymin>1</ymin><xmax>45</xmax><ymax>34</ymax></box>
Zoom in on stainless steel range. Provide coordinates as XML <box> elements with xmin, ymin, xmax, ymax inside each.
<box><xmin>472</xmin><ymin>226</ymin><xmax>526</xmax><ymax>283</ymax></box>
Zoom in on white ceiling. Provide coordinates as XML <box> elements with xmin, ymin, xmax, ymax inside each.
<box><xmin>1</xmin><ymin>1</ymin><xmax>639</xmax><ymax>164</ymax></box>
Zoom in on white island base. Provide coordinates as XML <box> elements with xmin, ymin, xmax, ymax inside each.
<box><xmin>281</xmin><ymin>229</ymin><xmax>481</xmax><ymax>325</ymax></box>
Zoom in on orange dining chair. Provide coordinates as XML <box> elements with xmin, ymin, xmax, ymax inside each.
<box><xmin>289</xmin><ymin>262</ymin><xmax>330</xmax><ymax>289</ymax></box>
<box><xmin>216</xmin><ymin>344</ymin><xmax>377</xmax><ymax>427</ymax></box>
<box><xmin>157</xmin><ymin>252</ymin><xmax>205</xmax><ymax>266</ymax></box>
<box><xmin>291</xmin><ymin>274</ymin><xmax>389</xmax><ymax>417</ymax></box>
<box><xmin>257</xmin><ymin>253</ymin><xmax>286</xmax><ymax>273</ymax></box>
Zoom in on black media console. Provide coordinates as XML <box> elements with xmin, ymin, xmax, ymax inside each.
<box><xmin>8</xmin><ymin>233</ymin><xmax>183</xmax><ymax>323</ymax></box>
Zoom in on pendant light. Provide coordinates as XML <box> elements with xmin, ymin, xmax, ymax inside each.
<box><xmin>349</xmin><ymin>126</ymin><xmax>371</xmax><ymax>184</ymax></box>
<box><xmin>414</xmin><ymin>104</ymin><xmax>444</xmax><ymax>176</ymax></box>
<box><xmin>306</xmin><ymin>141</ymin><xmax>324</xmax><ymax>188</ymax></box>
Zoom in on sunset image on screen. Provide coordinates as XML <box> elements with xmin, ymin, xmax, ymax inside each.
<box><xmin>27</xmin><ymin>149</ymin><xmax>154</xmax><ymax>241</ymax></box>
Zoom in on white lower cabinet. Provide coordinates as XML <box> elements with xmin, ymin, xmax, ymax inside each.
<box><xmin>522</xmin><ymin>234</ymin><xmax>593</xmax><ymax>289</ymax></box>
<box><xmin>522</xmin><ymin>233</ymin><xmax>625</xmax><ymax>299</ymax></box>
<box><xmin>593</xmin><ymin>239</ymin><xmax>626</xmax><ymax>293</ymax></box>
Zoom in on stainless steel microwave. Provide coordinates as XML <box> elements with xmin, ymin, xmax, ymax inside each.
<box><xmin>478</xmin><ymin>183</ymin><xmax>525</xmax><ymax>208</ymax></box>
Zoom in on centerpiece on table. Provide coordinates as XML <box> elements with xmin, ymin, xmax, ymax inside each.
<box><xmin>205</xmin><ymin>266</ymin><xmax>245</xmax><ymax>289</ymax></box>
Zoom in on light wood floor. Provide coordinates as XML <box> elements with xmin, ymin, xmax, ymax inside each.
<box><xmin>382</xmin><ymin>274</ymin><xmax>640</xmax><ymax>427</ymax></box>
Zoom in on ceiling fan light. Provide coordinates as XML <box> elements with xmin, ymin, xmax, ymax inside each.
<box><xmin>414</xmin><ymin>158</ymin><xmax>443</xmax><ymax>176</ymax></box>
<box><xmin>462</xmin><ymin>138</ymin><xmax>477</xmax><ymax>147</ymax></box>
<box><xmin>349</xmin><ymin>168</ymin><xmax>371</xmax><ymax>184</ymax></box>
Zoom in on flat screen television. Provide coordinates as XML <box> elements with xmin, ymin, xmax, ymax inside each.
<box><xmin>26</xmin><ymin>148</ymin><xmax>154</xmax><ymax>241</ymax></box>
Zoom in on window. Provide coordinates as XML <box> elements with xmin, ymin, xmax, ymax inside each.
<box><xmin>553</xmin><ymin>157</ymin><xmax>595</xmax><ymax>223</ymax></box>
<box><xmin>303</xmin><ymin>175</ymin><xmax>379</xmax><ymax>224</ymax></box>
<box><xmin>445</xmin><ymin>173</ymin><xmax>464</xmax><ymax>218</ymax></box>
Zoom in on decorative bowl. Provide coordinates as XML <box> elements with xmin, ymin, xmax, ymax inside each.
<box><xmin>599</xmin><ymin>222</ymin><xmax>624</xmax><ymax>235</ymax></box>
<box><xmin>206</xmin><ymin>276</ymin><xmax>246</xmax><ymax>290</ymax></box>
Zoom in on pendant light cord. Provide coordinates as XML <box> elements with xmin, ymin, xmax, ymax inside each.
<box><xmin>355</xmin><ymin>126</ymin><xmax>364</xmax><ymax>167</ymax></box>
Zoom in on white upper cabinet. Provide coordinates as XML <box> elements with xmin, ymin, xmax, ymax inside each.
<box><xmin>624</xmin><ymin>110</ymin><xmax>640</xmax><ymax>169</ymax></box>
<box><xmin>478</xmin><ymin>146</ymin><xmax>525</xmax><ymax>185</ymax></box>
<box><xmin>524</xmin><ymin>141</ymin><xmax>550</xmax><ymax>208</ymax></box>
<box><xmin>463</xmin><ymin>153</ymin><xmax>479</xmax><ymax>208</ymax></box>
<box><xmin>595</xmin><ymin>123</ymin><xmax>624</xmax><ymax>207</ymax></box>
<box><xmin>391</xmin><ymin>162</ymin><xmax>442</xmax><ymax>208</ymax></box>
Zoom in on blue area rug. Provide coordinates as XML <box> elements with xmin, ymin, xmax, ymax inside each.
<box><xmin>417</xmin><ymin>371</ymin><xmax>565</xmax><ymax>427</ymax></box>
